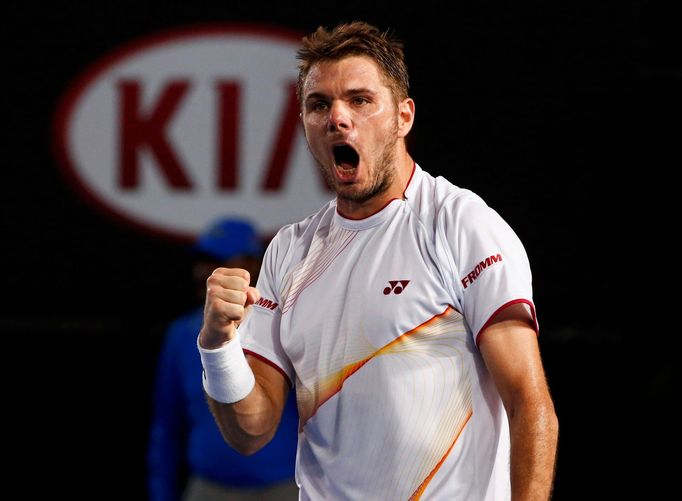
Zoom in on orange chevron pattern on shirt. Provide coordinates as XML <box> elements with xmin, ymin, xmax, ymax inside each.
<box><xmin>410</xmin><ymin>409</ymin><xmax>472</xmax><ymax>500</ymax></box>
<box><xmin>295</xmin><ymin>306</ymin><xmax>474</xmax><ymax>498</ymax></box>
<box><xmin>298</xmin><ymin>305</ymin><xmax>465</xmax><ymax>426</ymax></box>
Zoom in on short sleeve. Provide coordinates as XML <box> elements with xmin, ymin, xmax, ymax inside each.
<box><xmin>439</xmin><ymin>194</ymin><xmax>538</xmax><ymax>343</ymax></box>
<box><xmin>238</xmin><ymin>233</ymin><xmax>295</xmax><ymax>386</ymax></box>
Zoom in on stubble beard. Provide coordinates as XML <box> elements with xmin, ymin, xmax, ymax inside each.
<box><xmin>314</xmin><ymin>122</ymin><xmax>400</xmax><ymax>205</ymax></box>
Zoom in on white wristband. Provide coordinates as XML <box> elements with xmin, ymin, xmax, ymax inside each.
<box><xmin>198</xmin><ymin>332</ymin><xmax>255</xmax><ymax>403</ymax></box>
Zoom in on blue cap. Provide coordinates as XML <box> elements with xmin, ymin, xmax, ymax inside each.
<box><xmin>192</xmin><ymin>218</ymin><xmax>263</xmax><ymax>262</ymax></box>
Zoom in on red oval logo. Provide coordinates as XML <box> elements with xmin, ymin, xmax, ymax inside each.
<box><xmin>53</xmin><ymin>24</ymin><xmax>331</xmax><ymax>242</ymax></box>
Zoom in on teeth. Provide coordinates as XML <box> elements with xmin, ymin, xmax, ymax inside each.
<box><xmin>335</xmin><ymin>164</ymin><xmax>356</xmax><ymax>180</ymax></box>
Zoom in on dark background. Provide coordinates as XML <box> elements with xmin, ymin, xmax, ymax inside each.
<box><xmin>4</xmin><ymin>1</ymin><xmax>678</xmax><ymax>499</ymax></box>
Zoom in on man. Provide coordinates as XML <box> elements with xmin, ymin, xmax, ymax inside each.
<box><xmin>148</xmin><ymin>218</ymin><xmax>299</xmax><ymax>501</ymax></box>
<box><xmin>198</xmin><ymin>22</ymin><xmax>558</xmax><ymax>500</ymax></box>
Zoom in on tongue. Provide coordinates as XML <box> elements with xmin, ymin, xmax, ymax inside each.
<box><xmin>336</xmin><ymin>163</ymin><xmax>357</xmax><ymax>180</ymax></box>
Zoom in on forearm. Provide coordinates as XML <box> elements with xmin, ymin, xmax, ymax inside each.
<box><xmin>509</xmin><ymin>399</ymin><xmax>559</xmax><ymax>500</ymax></box>
<box><xmin>200</xmin><ymin>331</ymin><xmax>289</xmax><ymax>455</ymax></box>
<box><xmin>206</xmin><ymin>374</ymin><xmax>285</xmax><ymax>455</ymax></box>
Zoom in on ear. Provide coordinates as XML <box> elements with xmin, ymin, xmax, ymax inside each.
<box><xmin>397</xmin><ymin>98</ymin><xmax>415</xmax><ymax>138</ymax></box>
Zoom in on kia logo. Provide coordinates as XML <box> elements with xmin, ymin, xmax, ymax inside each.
<box><xmin>53</xmin><ymin>24</ymin><xmax>331</xmax><ymax>241</ymax></box>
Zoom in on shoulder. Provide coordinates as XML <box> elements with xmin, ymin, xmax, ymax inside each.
<box><xmin>407</xmin><ymin>164</ymin><xmax>490</xmax><ymax>231</ymax></box>
<box><xmin>408</xmin><ymin>165</ymin><xmax>525</xmax><ymax>263</ymax></box>
<box><xmin>266</xmin><ymin>199</ymin><xmax>335</xmax><ymax>255</ymax></box>
<box><xmin>259</xmin><ymin>200</ymin><xmax>335</xmax><ymax>284</ymax></box>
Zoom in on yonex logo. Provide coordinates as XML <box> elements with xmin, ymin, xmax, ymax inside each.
<box><xmin>383</xmin><ymin>280</ymin><xmax>410</xmax><ymax>295</ymax></box>
<box><xmin>254</xmin><ymin>297</ymin><xmax>279</xmax><ymax>310</ymax></box>
<box><xmin>461</xmin><ymin>253</ymin><xmax>502</xmax><ymax>289</ymax></box>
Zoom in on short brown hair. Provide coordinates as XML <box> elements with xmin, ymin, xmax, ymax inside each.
<box><xmin>296</xmin><ymin>21</ymin><xmax>410</xmax><ymax>106</ymax></box>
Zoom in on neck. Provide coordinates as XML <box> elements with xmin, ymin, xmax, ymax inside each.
<box><xmin>336</xmin><ymin>152</ymin><xmax>414</xmax><ymax>220</ymax></box>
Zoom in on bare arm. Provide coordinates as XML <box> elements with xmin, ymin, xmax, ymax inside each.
<box><xmin>206</xmin><ymin>355</ymin><xmax>290</xmax><ymax>455</ymax></box>
<box><xmin>479</xmin><ymin>304</ymin><xmax>559</xmax><ymax>500</ymax></box>
<box><xmin>199</xmin><ymin>267</ymin><xmax>290</xmax><ymax>455</ymax></box>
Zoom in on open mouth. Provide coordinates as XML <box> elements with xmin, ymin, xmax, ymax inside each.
<box><xmin>332</xmin><ymin>144</ymin><xmax>360</xmax><ymax>173</ymax></box>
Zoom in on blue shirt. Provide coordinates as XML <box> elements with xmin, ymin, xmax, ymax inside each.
<box><xmin>147</xmin><ymin>307</ymin><xmax>299</xmax><ymax>501</ymax></box>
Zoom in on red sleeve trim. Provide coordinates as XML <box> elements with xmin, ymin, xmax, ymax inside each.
<box><xmin>243</xmin><ymin>349</ymin><xmax>293</xmax><ymax>388</ymax></box>
<box><xmin>475</xmin><ymin>298</ymin><xmax>538</xmax><ymax>347</ymax></box>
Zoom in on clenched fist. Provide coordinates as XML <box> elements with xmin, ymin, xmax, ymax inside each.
<box><xmin>199</xmin><ymin>268</ymin><xmax>260</xmax><ymax>349</ymax></box>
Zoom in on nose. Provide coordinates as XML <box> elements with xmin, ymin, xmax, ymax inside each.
<box><xmin>328</xmin><ymin>100</ymin><xmax>351</xmax><ymax>132</ymax></box>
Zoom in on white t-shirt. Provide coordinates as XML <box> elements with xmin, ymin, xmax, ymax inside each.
<box><xmin>239</xmin><ymin>163</ymin><xmax>537</xmax><ymax>500</ymax></box>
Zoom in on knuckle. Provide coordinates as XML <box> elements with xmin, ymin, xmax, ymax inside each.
<box><xmin>231</xmin><ymin>277</ymin><xmax>247</xmax><ymax>291</ymax></box>
<box><xmin>206</xmin><ymin>273</ymin><xmax>219</xmax><ymax>286</ymax></box>
<box><xmin>241</xmin><ymin>275</ymin><xmax>251</xmax><ymax>290</ymax></box>
<box><xmin>228</xmin><ymin>290</ymin><xmax>247</xmax><ymax>306</ymax></box>
<box><xmin>226</xmin><ymin>303</ymin><xmax>245</xmax><ymax>320</ymax></box>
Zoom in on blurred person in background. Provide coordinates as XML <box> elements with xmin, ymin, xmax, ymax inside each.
<box><xmin>147</xmin><ymin>218</ymin><xmax>299</xmax><ymax>501</ymax></box>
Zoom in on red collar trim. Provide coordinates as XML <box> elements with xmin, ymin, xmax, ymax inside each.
<box><xmin>336</xmin><ymin>161</ymin><xmax>417</xmax><ymax>221</ymax></box>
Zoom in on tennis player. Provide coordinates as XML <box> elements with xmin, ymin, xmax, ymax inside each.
<box><xmin>198</xmin><ymin>21</ymin><xmax>558</xmax><ymax>500</ymax></box>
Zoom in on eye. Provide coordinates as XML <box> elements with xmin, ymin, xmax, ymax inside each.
<box><xmin>351</xmin><ymin>96</ymin><xmax>370</xmax><ymax>106</ymax></box>
<box><xmin>310</xmin><ymin>100</ymin><xmax>329</xmax><ymax>112</ymax></box>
